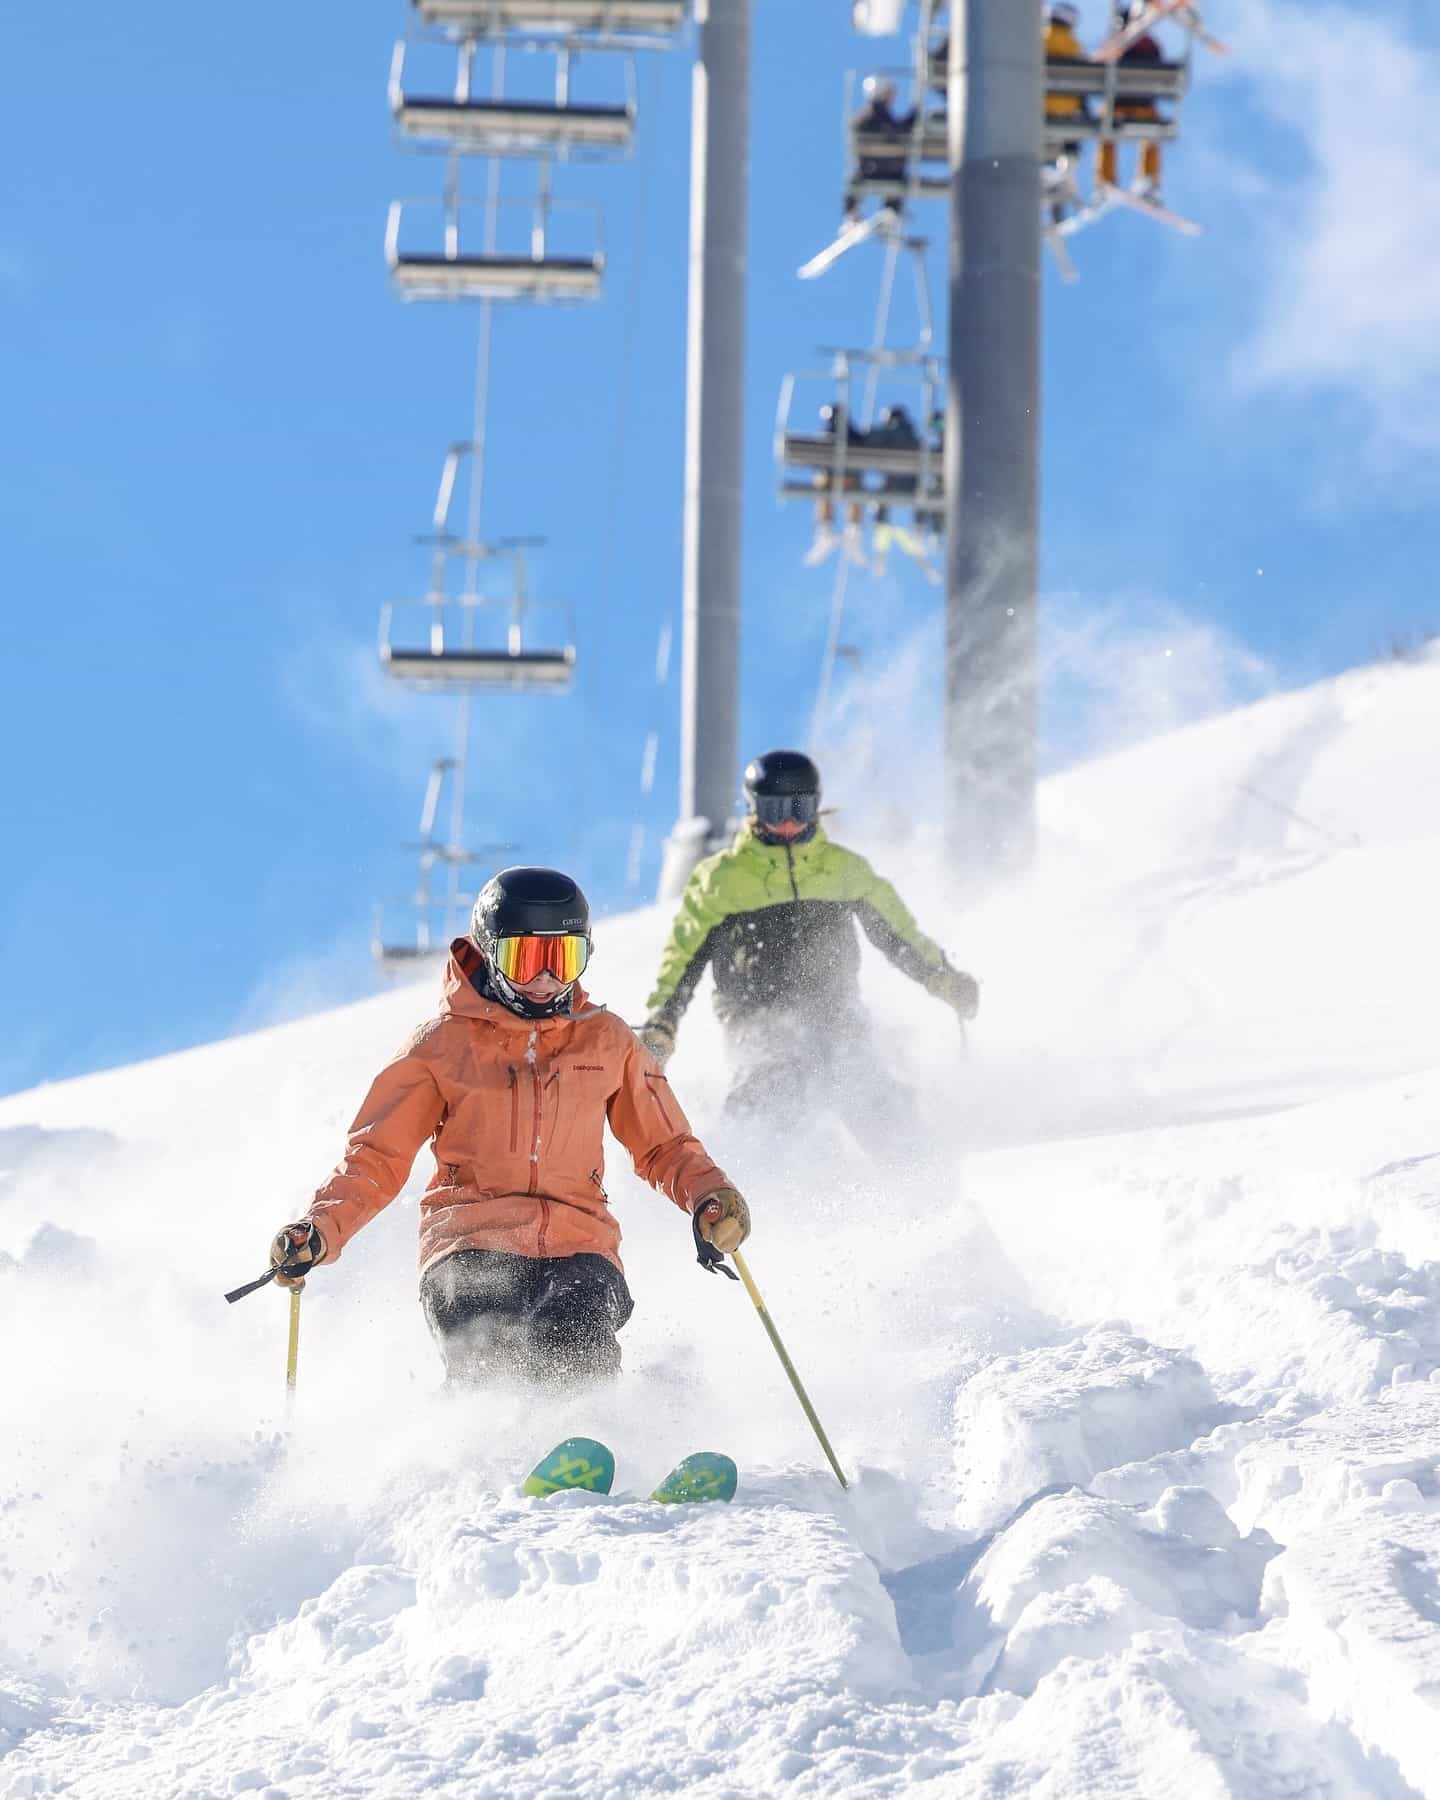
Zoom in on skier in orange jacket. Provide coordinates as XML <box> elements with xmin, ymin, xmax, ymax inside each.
<box><xmin>266</xmin><ymin>867</ymin><xmax>748</xmax><ymax>1388</ymax></box>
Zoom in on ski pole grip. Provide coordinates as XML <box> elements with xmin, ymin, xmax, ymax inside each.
<box><xmin>692</xmin><ymin>1201</ymin><xmax>739</xmax><ymax>1280</ymax></box>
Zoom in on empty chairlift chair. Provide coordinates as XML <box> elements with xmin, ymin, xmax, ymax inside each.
<box><xmin>378</xmin><ymin>540</ymin><xmax>577</xmax><ymax>692</ymax></box>
<box><xmin>389</xmin><ymin>42</ymin><xmax>637</xmax><ymax>156</ymax></box>
<box><xmin>383</xmin><ymin>634</ymin><xmax>578</xmax><ymax>687</ymax></box>
<box><xmin>380</xmin><ymin>604</ymin><xmax>577</xmax><ymax>689</ymax></box>
<box><xmin>410</xmin><ymin>0</ymin><xmax>686</xmax><ymax>35</ymax></box>
<box><xmin>373</xmin><ymin>761</ymin><xmax>512</xmax><ymax>971</ymax></box>
<box><xmin>386</xmin><ymin>194</ymin><xmax>605</xmax><ymax>301</ymax></box>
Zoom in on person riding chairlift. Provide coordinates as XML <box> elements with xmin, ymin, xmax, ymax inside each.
<box><xmin>1044</xmin><ymin>4</ymin><xmax>1094</xmax><ymax>226</ymax></box>
<box><xmin>842</xmin><ymin>75</ymin><xmax>918</xmax><ymax>231</ymax></box>
<box><xmin>1098</xmin><ymin>1</ymin><xmax>1168</xmax><ymax>201</ymax></box>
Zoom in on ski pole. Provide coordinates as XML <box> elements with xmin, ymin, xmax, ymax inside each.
<box><xmin>285</xmin><ymin>1286</ymin><xmax>302</xmax><ymax>1410</ymax></box>
<box><xmin>222</xmin><ymin>1262</ymin><xmax>304</xmax><ymax>1408</ymax></box>
<box><xmin>730</xmin><ymin>1247</ymin><xmax>849</xmax><ymax>1491</ymax></box>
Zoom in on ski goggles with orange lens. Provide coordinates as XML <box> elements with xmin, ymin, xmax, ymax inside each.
<box><xmin>490</xmin><ymin>932</ymin><xmax>591</xmax><ymax>986</ymax></box>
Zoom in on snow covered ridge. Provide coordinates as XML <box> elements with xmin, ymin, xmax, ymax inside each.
<box><xmin>2</xmin><ymin>654</ymin><xmax>1440</xmax><ymax>1796</ymax></box>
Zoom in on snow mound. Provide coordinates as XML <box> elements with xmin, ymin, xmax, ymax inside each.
<box><xmin>1232</xmin><ymin>1381</ymin><xmax>1440</xmax><ymax>1538</ymax></box>
<box><xmin>951</xmin><ymin>1629</ymin><xmax>1406</xmax><ymax>1800</ymax></box>
<box><xmin>0</xmin><ymin>1685</ymin><xmax>49</xmax><ymax>1756</ymax></box>
<box><xmin>952</xmin><ymin>1327</ymin><xmax>1220</xmax><ymax>1530</ymax></box>
<box><xmin>1263</xmin><ymin>1509</ymin><xmax>1440</xmax><ymax>1797</ymax></box>
<box><xmin>1366</xmin><ymin>1150</ymin><xmax>1440</xmax><ymax>1266</ymax></box>
<box><xmin>953</xmin><ymin>1485</ymin><xmax>1277</xmax><ymax>1698</ymax></box>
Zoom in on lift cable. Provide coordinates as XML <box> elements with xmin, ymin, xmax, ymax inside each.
<box><xmin>582</xmin><ymin>51</ymin><xmax>673</xmax><ymax>894</ymax></box>
<box><xmin>809</xmin><ymin>194</ymin><xmax>909</xmax><ymax>746</ymax></box>
<box><xmin>445</xmin><ymin>45</ymin><xmax>508</xmax><ymax>934</ymax></box>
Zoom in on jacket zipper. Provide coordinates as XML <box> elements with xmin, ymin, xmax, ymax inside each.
<box><xmin>783</xmin><ymin>841</ymin><xmax>800</xmax><ymax>901</ymax></box>
<box><xmin>527</xmin><ymin>1059</ymin><xmax>542</xmax><ymax>1195</ymax></box>
<box><xmin>645</xmin><ymin>1072</ymin><xmax>680</xmax><ymax>1132</ymax></box>
<box><xmin>507</xmin><ymin>1067</ymin><xmax>519</xmax><ymax>1153</ymax></box>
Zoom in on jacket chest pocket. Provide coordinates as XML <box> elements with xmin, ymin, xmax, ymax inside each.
<box><xmin>544</xmin><ymin>1063</ymin><xmax>613</xmax><ymax>1165</ymax></box>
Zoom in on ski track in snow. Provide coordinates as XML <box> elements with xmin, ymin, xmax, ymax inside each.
<box><xmin>2</xmin><ymin>655</ymin><xmax>1440</xmax><ymax>1796</ymax></box>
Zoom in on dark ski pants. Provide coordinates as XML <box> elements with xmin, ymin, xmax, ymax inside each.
<box><xmin>723</xmin><ymin>1010</ymin><xmax>918</xmax><ymax>1153</ymax></box>
<box><xmin>419</xmin><ymin>1249</ymin><xmax>634</xmax><ymax>1390</ymax></box>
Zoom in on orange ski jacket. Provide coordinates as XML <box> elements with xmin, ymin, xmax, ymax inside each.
<box><xmin>306</xmin><ymin>940</ymin><xmax>731</xmax><ymax>1277</ymax></box>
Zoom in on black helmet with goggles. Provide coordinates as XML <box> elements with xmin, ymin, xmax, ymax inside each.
<box><xmin>743</xmin><ymin>750</ymin><xmax>822</xmax><ymax>842</ymax></box>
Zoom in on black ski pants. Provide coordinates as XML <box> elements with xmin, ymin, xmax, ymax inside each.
<box><xmin>420</xmin><ymin>1249</ymin><xmax>634</xmax><ymax>1390</ymax></box>
<box><xmin>723</xmin><ymin>1007</ymin><xmax>918</xmax><ymax>1153</ymax></box>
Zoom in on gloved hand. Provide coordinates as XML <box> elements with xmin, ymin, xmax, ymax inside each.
<box><xmin>695</xmin><ymin>1187</ymin><xmax>751</xmax><ymax>1255</ymax></box>
<box><xmin>269</xmin><ymin>1221</ymin><xmax>326</xmax><ymax>1291</ymax></box>
<box><xmin>933</xmin><ymin>966</ymin><xmax>980</xmax><ymax>1022</ymax></box>
<box><xmin>637</xmin><ymin>1018</ymin><xmax>677</xmax><ymax>1068</ymax></box>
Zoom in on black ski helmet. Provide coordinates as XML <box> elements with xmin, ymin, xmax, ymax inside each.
<box><xmin>743</xmin><ymin>750</ymin><xmax>822</xmax><ymax>843</ymax></box>
<box><xmin>469</xmin><ymin>867</ymin><xmax>592</xmax><ymax>1017</ymax></box>
<box><xmin>744</xmin><ymin>749</ymin><xmax>821</xmax><ymax>802</ymax></box>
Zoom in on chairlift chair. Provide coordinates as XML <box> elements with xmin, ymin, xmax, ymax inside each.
<box><xmin>774</xmin><ymin>353</ymin><xmax>945</xmax><ymax>508</ymax></box>
<box><xmin>373</xmin><ymin>929</ymin><xmax>446</xmax><ymax>974</ymax></box>
<box><xmin>1046</xmin><ymin>113</ymin><xmax>1179</xmax><ymax>155</ymax></box>
<box><xmin>1044</xmin><ymin>60</ymin><xmax>1189</xmax><ymax>104</ymax></box>
<box><xmin>842</xmin><ymin>64</ymin><xmax>948</xmax><ymax>215</ymax></box>
<box><xmin>850</xmin><ymin>116</ymin><xmax>948</xmax><ymax>171</ymax></box>
<box><xmin>386</xmin><ymin>196</ymin><xmax>604</xmax><ymax>301</ymax></box>
<box><xmin>372</xmin><ymin>761</ymin><xmax>515</xmax><ymax>971</ymax></box>
<box><xmin>411</xmin><ymin>0</ymin><xmax>685</xmax><ymax>35</ymax></box>
<box><xmin>389</xmin><ymin>41</ymin><xmax>637</xmax><ymax>156</ymax></box>
<box><xmin>378</xmin><ymin>535</ymin><xmax>578</xmax><ymax>692</ymax></box>
<box><xmin>382</xmin><ymin>639</ymin><xmax>578</xmax><ymax>688</ymax></box>
<box><xmin>394</xmin><ymin>95</ymin><xmax>636</xmax><ymax>153</ymax></box>
<box><xmin>912</xmin><ymin>50</ymin><xmax>1186</xmax><ymax>156</ymax></box>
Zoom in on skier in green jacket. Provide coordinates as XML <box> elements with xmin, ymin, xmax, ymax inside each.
<box><xmin>638</xmin><ymin>750</ymin><xmax>979</xmax><ymax>1138</ymax></box>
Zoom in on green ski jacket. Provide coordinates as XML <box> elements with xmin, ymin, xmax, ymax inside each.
<box><xmin>645</xmin><ymin>824</ymin><xmax>959</xmax><ymax>1029</ymax></box>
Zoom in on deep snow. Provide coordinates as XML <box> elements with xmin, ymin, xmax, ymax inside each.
<box><xmin>2</xmin><ymin>652</ymin><xmax>1439</xmax><ymax>1797</ymax></box>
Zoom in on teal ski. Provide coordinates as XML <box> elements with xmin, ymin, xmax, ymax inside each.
<box><xmin>650</xmin><ymin>1451</ymin><xmax>738</xmax><ymax>1505</ymax></box>
<box><xmin>522</xmin><ymin>1440</ymin><xmax>737</xmax><ymax>1504</ymax></box>
<box><xmin>522</xmin><ymin>1436</ymin><xmax>615</xmax><ymax>1498</ymax></box>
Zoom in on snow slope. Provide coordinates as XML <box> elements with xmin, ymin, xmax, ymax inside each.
<box><xmin>2</xmin><ymin>651</ymin><xmax>1439</xmax><ymax>1797</ymax></box>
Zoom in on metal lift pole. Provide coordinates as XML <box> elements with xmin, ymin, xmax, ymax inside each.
<box><xmin>659</xmin><ymin>0</ymin><xmax>751</xmax><ymax>899</ymax></box>
<box><xmin>944</xmin><ymin>0</ymin><xmax>1042</xmax><ymax>872</ymax></box>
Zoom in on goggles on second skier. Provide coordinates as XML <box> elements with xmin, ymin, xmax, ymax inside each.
<box><xmin>752</xmin><ymin>791</ymin><xmax>819</xmax><ymax>829</ymax></box>
<box><xmin>490</xmin><ymin>932</ymin><xmax>591</xmax><ymax>985</ymax></box>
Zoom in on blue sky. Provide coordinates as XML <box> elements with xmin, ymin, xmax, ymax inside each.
<box><xmin>2</xmin><ymin>0</ymin><xmax>1437</xmax><ymax>1094</ymax></box>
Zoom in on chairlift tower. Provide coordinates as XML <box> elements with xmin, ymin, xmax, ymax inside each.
<box><xmin>659</xmin><ymin>0</ymin><xmax>752</xmax><ymax>899</ymax></box>
<box><xmin>778</xmin><ymin>0</ymin><xmax>1214</xmax><ymax>876</ymax></box>
<box><xmin>942</xmin><ymin>0</ymin><xmax>1041</xmax><ymax>873</ymax></box>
